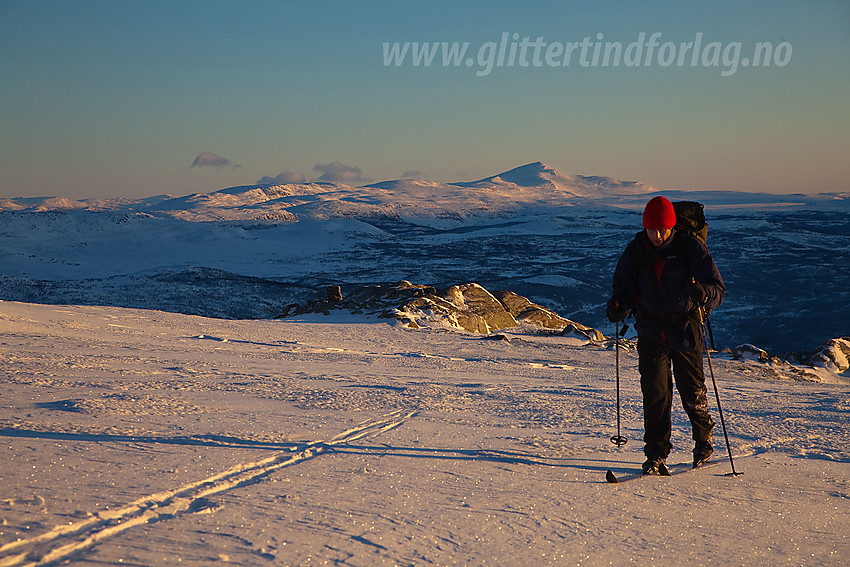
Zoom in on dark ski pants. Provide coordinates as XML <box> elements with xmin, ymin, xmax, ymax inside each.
<box><xmin>637</xmin><ymin>338</ymin><xmax>715</xmax><ymax>459</ymax></box>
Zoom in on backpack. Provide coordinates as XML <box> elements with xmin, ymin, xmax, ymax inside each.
<box><xmin>671</xmin><ymin>201</ymin><xmax>708</xmax><ymax>246</ymax></box>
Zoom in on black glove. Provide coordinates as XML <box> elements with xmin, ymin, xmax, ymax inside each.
<box><xmin>689</xmin><ymin>282</ymin><xmax>707</xmax><ymax>305</ymax></box>
<box><xmin>606</xmin><ymin>298</ymin><xmax>629</xmax><ymax>323</ymax></box>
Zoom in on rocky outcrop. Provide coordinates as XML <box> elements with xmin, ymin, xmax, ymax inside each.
<box><xmin>279</xmin><ymin>280</ymin><xmax>603</xmax><ymax>339</ymax></box>
<box><xmin>722</xmin><ymin>338</ymin><xmax>850</xmax><ymax>384</ymax></box>
<box><xmin>436</xmin><ymin>283</ymin><xmax>518</xmax><ymax>333</ymax></box>
<box><xmin>493</xmin><ymin>290</ymin><xmax>565</xmax><ymax>328</ymax></box>
<box><xmin>732</xmin><ymin>343</ymin><xmax>770</xmax><ymax>362</ymax></box>
<box><xmin>492</xmin><ymin>290</ymin><xmax>604</xmax><ymax>341</ymax></box>
<box><xmin>806</xmin><ymin>337</ymin><xmax>850</xmax><ymax>373</ymax></box>
<box><xmin>731</xmin><ymin>338</ymin><xmax>850</xmax><ymax>374</ymax></box>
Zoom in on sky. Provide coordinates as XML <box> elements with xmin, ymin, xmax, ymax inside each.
<box><xmin>1</xmin><ymin>0</ymin><xmax>848</xmax><ymax>199</ymax></box>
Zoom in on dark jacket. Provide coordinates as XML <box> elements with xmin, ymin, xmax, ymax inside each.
<box><xmin>611</xmin><ymin>230</ymin><xmax>725</xmax><ymax>351</ymax></box>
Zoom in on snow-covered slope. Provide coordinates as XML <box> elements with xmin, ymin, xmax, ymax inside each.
<box><xmin>0</xmin><ymin>301</ymin><xmax>847</xmax><ymax>565</ymax></box>
<box><xmin>455</xmin><ymin>161</ymin><xmax>653</xmax><ymax>198</ymax></box>
<box><xmin>1</xmin><ymin>162</ymin><xmax>848</xmax><ymax>563</ymax></box>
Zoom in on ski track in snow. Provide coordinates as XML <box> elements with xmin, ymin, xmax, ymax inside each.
<box><xmin>0</xmin><ymin>409</ymin><xmax>416</xmax><ymax>567</ymax></box>
<box><xmin>0</xmin><ymin>301</ymin><xmax>847</xmax><ymax>565</ymax></box>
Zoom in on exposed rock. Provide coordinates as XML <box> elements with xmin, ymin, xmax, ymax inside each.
<box><xmin>732</xmin><ymin>344</ymin><xmax>769</xmax><ymax>362</ymax></box>
<box><xmin>493</xmin><ymin>290</ymin><xmax>564</xmax><ymax>328</ymax></box>
<box><xmin>326</xmin><ymin>285</ymin><xmax>343</xmax><ymax>303</ymax></box>
<box><xmin>440</xmin><ymin>283</ymin><xmax>517</xmax><ymax>333</ymax></box>
<box><xmin>712</xmin><ymin>338</ymin><xmax>849</xmax><ymax>384</ymax></box>
<box><xmin>343</xmin><ymin>281</ymin><xmax>438</xmax><ymax>313</ymax></box>
<box><xmin>281</xmin><ymin>281</ymin><xmax>443</xmax><ymax>324</ymax></box>
<box><xmin>560</xmin><ymin>322</ymin><xmax>606</xmax><ymax>343</ymax></box>
<box><xmin>493</xmin><ymin>290</ymin><xmax>604</xmax><ymax>341</ymax></box>
<box><xmin>806</xmin><ymin>337</ymin><xmax>850</xmax><ymax>373</ymax></box>
<box><xmin>278</xmin><ymin>280</ymin><xmax>603</xmax><ymax>338</ymax></box>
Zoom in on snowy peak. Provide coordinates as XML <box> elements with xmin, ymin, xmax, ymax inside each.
<box><xmin>460</xmin><ymin>161</ymin><xmax>654</xmax><ymax>197</ymax></box>
<box><xmin>469</xmin><ymin>161</ymin><xmax>562</xmax><ymax>188</ymax></box>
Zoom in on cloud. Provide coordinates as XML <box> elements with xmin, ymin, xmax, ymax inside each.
<box><xmin>257</xmin><ymin>171</ymin><xmax>306</xmax><ymax>185</ymax></box>
<box><xmin>190</xmin><ymin>152</ymin><xmax>233</xmax><ymax>168</ymax></box>
<box><xmin>401</xmin><ymin>170</ymin><xmax>424</xmax><ymax>179</ymax></box>
<box><xmin>313</xmin><ymin>161</ymin><xmax>365</xmax><ymax>184</ymax></box>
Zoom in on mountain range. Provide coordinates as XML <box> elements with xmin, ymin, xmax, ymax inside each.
<box><xmin>1</xmin><ymin>162</ymin><xmax>848</xmax><ymax>356</ymax></box>
<box><xmin>3</xmin><ymin>162</ymin><xmax>847</xmax><ymax>222</ymax></box>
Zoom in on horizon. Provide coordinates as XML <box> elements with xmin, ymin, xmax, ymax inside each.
<box><xmin>2</xmin><ymin>160</ymin><xmax>840</xmax><ymax>204</ymax></box>
<box><xmin>1</xmin><ymin>1</ymin><xmax>849</xmax><ymax>200</ymax></box>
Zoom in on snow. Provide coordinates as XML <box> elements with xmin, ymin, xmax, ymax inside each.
<box><xmin>524</xmin><ymin>274</ymin><xmax>585</xmax><ymax>288</ymax></box>
<box><xmin>5</xmin><ymin>162</ymin><xmax>847</xmax><ymax>224</ymax></box>
<box><xmin>0</xmin><ymin>162</ymin><xmax>849</xmax><ymax>563</ymax></box>
<box><xmin>4</xmin><ymin>196</ymin><xmax>846</xmax><ymax>354</ymax></box>
<box><xmin>1</xmin><ymin>300</ymin><xmax>847</xmax><ymax>565</ymax></box>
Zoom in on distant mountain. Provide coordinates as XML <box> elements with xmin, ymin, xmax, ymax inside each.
<box><xmin>3</xmin><ymin>161</ymin><xmax>848</xmax><ymax>222</ymax></box>
<box><xmin>0</xmin><ymin>162</ymin><xmax>657</xmax><ymax>222</ymax></box>
<box><xmin>456</xmin><ymin>162</ymin><xmax>653</xmax><ymax>197</ymax></box>
<box><xmin>2</xmin><ymin>161</ymin><xmax>849</xmax><ymax>355</ymax></box>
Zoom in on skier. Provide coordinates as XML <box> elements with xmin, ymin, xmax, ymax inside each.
<box><xmin>606</xmin><ymin>196</ymin><xmax>725</xmax><ymax>474</ymax></box>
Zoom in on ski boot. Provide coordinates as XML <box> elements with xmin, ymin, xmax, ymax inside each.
<box><xmin>642</xmin><ymin>456</ymin><xmax>670</xmax><ymax>476</ymax></box>
<box><xmin>693</xmin><ymin>440</ymin><xmax>714</xmax><ymax>468</ymax></box>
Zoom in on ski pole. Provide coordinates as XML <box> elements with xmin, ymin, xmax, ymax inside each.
<box><xmin>706</xmin><ymin>317</ymin><xmax>716</xmax><ymax>351</ymax></box>
<box><xmin>610</xmin><ymin>320</ymin><xmax>628</xmax><ymax>447</ymax></box>
<box><xmin>698</xmin><ymin>306</ymin><xmax>741</xmax><ymax>476</ymax></box>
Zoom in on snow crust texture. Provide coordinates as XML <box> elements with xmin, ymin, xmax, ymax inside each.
<box><xmin>1</xmin><ymin>302</ymin><xmax>847</xmax><ymax>565</ymax></box>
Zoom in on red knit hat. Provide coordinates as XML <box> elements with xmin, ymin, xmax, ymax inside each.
<box><xmin>642</xmin><ymin>196</ymin><xmax>677</xmax><ymax>230</ymax></box>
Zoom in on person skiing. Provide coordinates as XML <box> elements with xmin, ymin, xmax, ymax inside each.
<box><xmin>607</xmin><ymin>196</ymin><xmax>725</xmax><ymax>474</ymax></box>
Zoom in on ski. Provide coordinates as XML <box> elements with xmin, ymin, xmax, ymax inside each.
<box><xmin>606</xmin><ymin>455</ymin><xmax>738</xmax><ymax>483</ymax></box>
